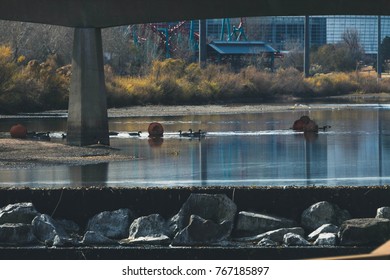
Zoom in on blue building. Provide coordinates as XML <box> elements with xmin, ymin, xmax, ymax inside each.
<box><xmin>206</xmin><ymin>16</ymin><xmax>390</xmax><ymax>54</ymax></box>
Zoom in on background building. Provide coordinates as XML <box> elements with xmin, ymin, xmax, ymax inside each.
<box><xmin>205</xmin><ymin>16</ymin><xmax>390</xmax><ymax>54</ymax></box>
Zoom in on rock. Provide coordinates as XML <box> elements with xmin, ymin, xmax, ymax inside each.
<box><xmin>307</xmin><ymin>224</ymin><xmax>339</xmax><ymax>241</ymax></box>
<box><xmin>128</xmin><ymin>214</ymin><xmax>168</xmax><ymax>240</ymax></box>
<box><xmin>292</xmin><ymin>116</ymin><xmax>318</xmax><ymax>132</ymax></box>
<box><xmin>32</xmin><ymin>214</ymin><xmax>70</xmax><ymax>245</ymax></box>
<box><xmin>86</xmin><ymin>208</ymin><xmax>134</xmax><ymax>239</ymax></box>
<box><xmin>172</xmin><ymin>214</ymin><xmax>233</xmax><ymax>245</ymax></box>
<box><xmin>235</xmin><ymin>227</ymin><xmax>305</xmax><ymax>243</ymax></box>
<box><xmin>0</xmin><ymin>202</ymin><xmax>40</xmax><ymax>224</ymax></box>
<box><xmin>257</xmin><ymin>238</ymin><xmax>278</xmax><ymax>247</ymax></box>
<box><xmin>235</xmin><ymin>211</ymin><xmax>297</xmax><ymax>236</ymax></box>
<box><xmin>339</xmin><ymin>218</ymin><xmax>390</xmax><ymax>246</ymax></box>
<box><xmin>170</xmin><ymin>194</ymin><xmax>237</xmax><ymax>245</ymax></box>
<box><xmin>376</xmin><ymin>207</ymin><xmax>390</xmax><ymax>219</ymax></box>
<box><xmin>314</xmin><ymin>233</ymin><xmax>337</xmax><ymax>246</ymax></box>
<box><xmin>0</xmin><ymin>223</ymin><xmax>38</xmax><ymax>245</ymax></box>
<box><xmin>55</xmin><ymin>219</ymin><xmax>80</xmax><ymax>234</ymax></box>
<box><xmin>304</xmin><ymin>120</ymin><xmax>319</xmax><ymax>132</ymax></box>
<box><xmin>301</xmin><ymin>201</ymin><xmax>351</xmax><ymax>231</ymax></box>
<box><xmin>82</xmin><ymin>231</ymin><xmax>117</xmax><ymax>245</ymax></box>
<box><xmin>120</xmin><ymin>235</ymin><xmax>171</xmax><ymax>245</ymax></box>
<box><xmin>283</xmin><ymin>233</ymin><xmax>311</xmax><ymax>246</ymax></box>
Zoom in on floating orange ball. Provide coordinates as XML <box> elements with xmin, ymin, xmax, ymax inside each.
<box><xmin>148</xmin><ymin>122</ymin><xmax>164</xmax><ymax>137</ymax></box>
<box><xmin>10</xmin><ymin>124</ymin><xmax>27</xmax><ymax>139</ymax></box>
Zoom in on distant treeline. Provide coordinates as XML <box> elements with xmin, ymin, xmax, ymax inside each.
<box><xmin>1</xmin><ymin>45</ymin><xmax>390</xmax><ymax>114</ymax></box>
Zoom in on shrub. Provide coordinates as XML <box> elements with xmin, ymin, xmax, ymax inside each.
<box><xmin>272</xmin><ymin>67</ymin><xmax>310</xmax><ymax>97</ymax></box>
<box><xmin>305</xmin><ymin>72</ymin><xmax>359</xmax><ymax>96</ymax></box>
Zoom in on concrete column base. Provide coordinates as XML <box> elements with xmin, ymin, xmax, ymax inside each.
<box><xmin>67</xmin><ymin>28</ymin><xmax>109</xmax><ymax>146</ymax></box>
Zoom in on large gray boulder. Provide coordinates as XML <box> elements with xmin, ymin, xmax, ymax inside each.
<box><xmin>56</xmin><ymin>219</ymin><xmax>80</xmax><ymax>235</ymax></box>
<box><xmin>339</xmin><ymin>218</ymin><xmax>390</xmax><ymax>246</ymax></box>
<box><xmin>234</xmin><ymin>211</ymin><xmax>297</xmax><ymax>236</ymax></box>
<box><xmin>86</xmin><ymin>208</ymin><xmax>134</xmax><ymax>239</ymax></box>
<box><xmin>128</xmin><ymin>214</ymin><xmax>168</xmax><ymax>239</ymax></box>
<box><xmin>0</xmin><ymin>202</ymin><xmax>40</xmax><ymax>224</ymax></box>
<box><xmin>301</xmin><ymin>201</ymin><xmax>351</xmax><ymax>231</ymax></box>
<box><xmin>32</xmin><ymin>214</ymin><xmax>71</xmax><ymax>246</ymax></box>
<box><xmin>172</xmin><ymin>214</ymin><xmax>232</xmax><ymax>245</ymax></box>
<box><xmin>170</xmin><ymin>194</ymin><xmax>237</xmax><ymax>245</ymax></box>
<box><xmin>376</xmin><ymin>207</ymin><xmax>390</xmax><ymax>219</ymax></box>
<box><xmin>0</xmin><ymin>223</ymin><xmax>38</xmax><ymax>245</ymax></box>
<box><xmin>121</xmin><ymin>213</ymin><xmax>171</xmax><ymax>245</ymax></box>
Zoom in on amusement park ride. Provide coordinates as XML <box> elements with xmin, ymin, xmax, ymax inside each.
<box><xmin>129</xmin><ymin>18</ymin><xmax>283</xmax><ymax>68</ymax></box>
<box><xmin>129</xmin><ymin>18</ymin><xmax>249</xmax><ymax>57</ymax></box>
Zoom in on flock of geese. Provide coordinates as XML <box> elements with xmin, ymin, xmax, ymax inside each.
<box><xmin>178</xmin><ymin>129</ymin><xmax>206</xmax><ymax>138</ymax></box>
<box><xmin>57</xmin><ymin>128</ymin><xmax>207</xmax><ymax>140</ymax></box>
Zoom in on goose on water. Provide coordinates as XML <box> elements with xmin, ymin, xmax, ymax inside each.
<box><xmin>179</xmin><ymin>129</ymin><xmax>192</xmax><ymax>137</ymax></box>
<box><xmin>179</xmin><ymin>129</ymin><xmax>206</xmax><ymax>138</ymax></box>
<box><xmin>129</xmin><ymin>131</ymin><xmax>142</xmax><ymax>136</ymax></box>
<box><xmin>192</xmin><ymin>129</ymin><xmax>206</xmax><ymax>138</ymax></box>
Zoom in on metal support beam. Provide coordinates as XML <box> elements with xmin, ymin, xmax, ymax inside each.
<box><xmin>199</xmin><ymin>19</ymin><xmax>207</xmax><ymax>67</ymax></box>
<box><xmin>377</xmin><ymin>15</ymin><xmax>382</xmax><ymax>79</ymax></box>
<box><xmin>304</xmin><ymin>15</ymin><xmax>310</xmax><ymax>78</ymax></box>
<box><xmin>67</xmin><ymin>28</ymin><xmax>109</xmax><ymax>146</ymax></box>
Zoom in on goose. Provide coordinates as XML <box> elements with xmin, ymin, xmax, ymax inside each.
<box><xmin>179</xmin><ymin>129</ymin><xmax>192</xmax><ymax>137</ymax></box>
<box><xmin>319</xmin><ymin>125</ymin><xmax>331</xmax><ymax>131</ymax></box>
<box><xmin>27</xmin><ymin>131</ymin><xmax>51</xmax><ymax>140</ymax></box>
<box><xmin>129</xmin><ymin>131</ymin><xmax>142</xmax><ymax>136</ymax></box>
<box><xmin>192</xmin><ymin>129</ymin><xmax>206</xmax><ymax>138</ymax></box>
<box><xmin>36</xmin><ymin>132</ymin><xmax>51</xmax><ymax>140</ymax></box>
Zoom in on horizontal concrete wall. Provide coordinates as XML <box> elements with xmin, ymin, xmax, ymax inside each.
<box><xmin>1</xmin><ymin>0</ymin><xmax>390</xmax><ymax>27</ymax></box>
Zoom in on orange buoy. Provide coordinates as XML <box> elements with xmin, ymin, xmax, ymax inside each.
<box><xmin>292</xmin><ymin>115</ymin><xmax>317</xmax><ymax>132</ymax></box>
<box><xmin>148</xmin><ymin>122</ymin><xmax>164</xmax><ymax>138</ymax></box>
<box><xmin>10</xmin><ymin>124</ymin><xmax>28</xmax><ymax>139</ymax></box>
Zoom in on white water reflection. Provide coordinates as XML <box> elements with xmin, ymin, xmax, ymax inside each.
<box><xmin>1</xmin><ymin>105</ymin><xmax>390</xmax><ymax>187</ymax></box>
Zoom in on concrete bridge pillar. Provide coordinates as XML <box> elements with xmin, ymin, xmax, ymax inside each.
<box><xmin>67</xmin><ymin>28</ymin><xmax>109</xmax><ymax>146</ymax></box>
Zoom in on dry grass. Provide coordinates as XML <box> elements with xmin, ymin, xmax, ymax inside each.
<box><xmin>3</xmin><ymin>50</ymin><xmax>390</xmax><ymax>113</ymax></box>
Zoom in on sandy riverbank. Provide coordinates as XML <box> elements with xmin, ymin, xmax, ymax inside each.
<box><xmin>107</xmin><ymin>93</ymin><xmax>390</xmax><ymax>117</ymax></box>
<box><xmin>0</xmin><ymin>139</ymin><xmax>134</xmax><ymax>168</ymax></box>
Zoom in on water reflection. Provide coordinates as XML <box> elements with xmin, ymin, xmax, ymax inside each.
<box><xmin>69</xmin><ymin>163</ymin><xmax>108</xmax><ymax>187</ymax></box>
<box><xmin>1</xmin><ymin>105</ymin><xmax>390</xmax><ymax>187</ymax></box>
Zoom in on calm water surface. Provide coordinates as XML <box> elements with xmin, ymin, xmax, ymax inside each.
<box><xmin>1</xmin><ymin>104</ymin><xmax>390</xmax><ymax>187</ymax></box>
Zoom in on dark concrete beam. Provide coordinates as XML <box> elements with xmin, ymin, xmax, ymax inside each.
<box><xmin>66</xmin><ymin>28</ymin><xmax>109</xmax><ymax>146</ymax></box>
<box><xmin>1</xmin><ymin>0</ymin><xmax>390</xmax><ymax>28</ymax></box>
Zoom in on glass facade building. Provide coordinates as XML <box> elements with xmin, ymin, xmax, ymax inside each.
<box><xmin>205</xmin><ymin>16</ymin><xmax>390</xmax><ymax>54</ymax></box>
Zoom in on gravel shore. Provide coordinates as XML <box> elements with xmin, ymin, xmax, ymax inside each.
<box><xmin>0</xmin><ymin>139</ymin><xmax>134</xmax><ymax>168</ymax></box>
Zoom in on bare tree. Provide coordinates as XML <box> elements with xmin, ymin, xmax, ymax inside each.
<box><xmin>279</xmin><ymin>39</ymin><xmax>303</xmax><ymax>70</ymax></box>
<box><xmin>0</xmin><ymin>20</ymin><xmax>72</xmax><ymax>64</ymax></box>
<box><xmin>341</xmin><ymin>28</ymin><xmax>364</xmax><ymax>66</ymax></box>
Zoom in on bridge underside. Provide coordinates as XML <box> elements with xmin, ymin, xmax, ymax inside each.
<box><xmin>1</xmin><ymin>0</ymin><xmax>390</xmax><ymax>145</ymax></box>
<box><xmin>1</xmin><ymin>0</ymin><xmax>390</xmax><ymax>28</ymax></box>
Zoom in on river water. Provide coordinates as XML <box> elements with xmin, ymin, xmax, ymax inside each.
<box><xmin>1</xmin><ymin>104</ymin><xmax>390</xmax><ymax>187</ymax></box>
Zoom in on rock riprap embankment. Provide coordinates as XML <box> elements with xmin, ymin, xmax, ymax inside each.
<box><xmin>0</xmin><ymin>196</ymin><xmax>389</xmax><ymax>247</ymax></box>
